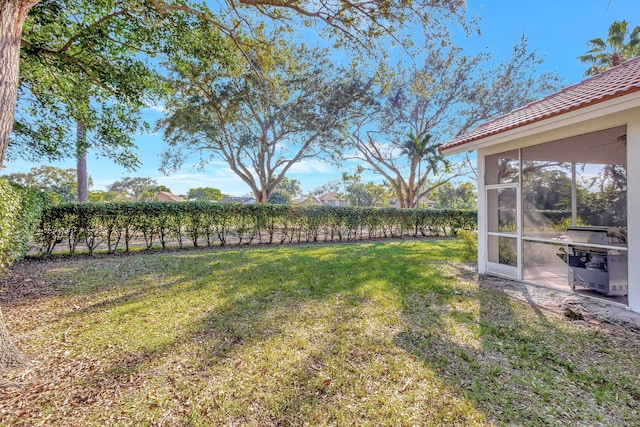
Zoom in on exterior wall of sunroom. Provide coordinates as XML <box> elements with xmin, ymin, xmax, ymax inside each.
<box><xmin>466</xmin><ymin>102</ymin><xmax>639</xmax><ymax>313</ymax></box>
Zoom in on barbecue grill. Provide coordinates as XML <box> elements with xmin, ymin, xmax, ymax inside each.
<box><xmin>566</xmin><ymin>226</ymin><xmax>628</xmax><ymax>296</ymax></box>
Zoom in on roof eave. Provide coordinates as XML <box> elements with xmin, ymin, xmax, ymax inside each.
<box><xmin>440</xmin><ymin>89</ymin><xmax>640</xmax><ymax>156</ymax></box>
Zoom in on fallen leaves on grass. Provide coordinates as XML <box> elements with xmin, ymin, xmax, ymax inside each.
<box><xmin>1</xmin><ymin>241</ymin><xmax>640</xmax><ymax>426</ymax></box>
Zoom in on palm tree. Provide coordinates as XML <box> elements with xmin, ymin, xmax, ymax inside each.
<box><xmin>578</xmin><ymin>20</ymin><xmax>640</xmax><ymax>76</ymax></box>
<box><xmin>401</xmin><ymin>133</ymin><xmax>442</xmax><ymax>176</ymax></box>
<box><xmin>399</xmin><ymin>133</ymin><xmax>446</xmax><ymax>207</ymax></box>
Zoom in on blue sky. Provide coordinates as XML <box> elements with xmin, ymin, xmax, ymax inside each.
<box><xmin>3</xmin><ymin>0</ymin><xmax>640</xmax><ymax>196</ymax></box>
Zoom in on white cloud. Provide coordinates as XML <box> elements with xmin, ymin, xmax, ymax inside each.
<box><xmin>144</xmin><ymin>104</ymin><xmax>167</xmax><ymax>114</ymax></box>
<box><xmin>286</xmin><ymin>159</ymin><xmax>336</xmax><ymax>174</ymax></box>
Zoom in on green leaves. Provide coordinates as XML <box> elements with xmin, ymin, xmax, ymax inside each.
<box><xmin>2</xmin><ymin>165</ymin><xmax>81</xmax><ymax>202</ymax></box>
<box><xmin>578</xmin><ymin>20</ymin><xmax>640</xmax><ymax>76</ymax></box>
<box><xmin>186</xmin><ymin>187</ymin><xmax>224</xmax><ymax>201</ymax></box>
<box><xmin>35</xmin><ymin>202</ymin><xmax>477</xmax><ymax>255</ymax></box>
<box><xmin>12</xmin><ymin>0</ymin><xmax>169</xmax><ymax>166</ymax></box>
<box><xmin>0</xmin><ymin>179</ymin><xmax>49</xmax><ymax>271</ymax></box>
<box><xmin>106</xmin><ymin>176</ymin><xmax>160</xmax><ymax>201</ymax></box>
<box><xmin>159</xmin><ymin>38</ymin><xmax>376</xmax><ymax>202</ymax></box>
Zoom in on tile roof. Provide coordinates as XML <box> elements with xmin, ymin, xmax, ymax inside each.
<box><xmin>156</xmin><ymin>191</ymin><xmax>185</xmax><ymax>202</ymax></box>
<box><xmin>319</xmin><ymin>192</ymin><xmax>339</xmax><ymax>201</ymax></box>
<box><xmin>218</xmin><ymin>196</ymin><xmax>255</xmax><ymax>203</ymax></box>
<box><xmin>440</xmin><ymin>56</ymin><xmax>640</xmax><ymax>153</ymax></box>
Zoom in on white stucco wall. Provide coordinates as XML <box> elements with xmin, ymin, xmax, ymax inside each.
<box><xmin>626</xmin><ymin>117</ymin><xmax>640</xmax><ymax>313</ymax></box>
<box><xmin>476</xmin><ymin>152</ymin><xmax>487</xmax><ymax>275</ymax></box>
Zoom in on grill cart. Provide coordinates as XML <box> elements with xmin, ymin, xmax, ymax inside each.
<box><xmin>566</xmin><ymin>226</ymin><xmax>628</xmax><ymax>296</ymax></box>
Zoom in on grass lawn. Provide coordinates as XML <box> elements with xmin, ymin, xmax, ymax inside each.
<box><xmin>1</xmin><ymin>238</ymin><xmax>639</xmax><ymax>426</ymax></box>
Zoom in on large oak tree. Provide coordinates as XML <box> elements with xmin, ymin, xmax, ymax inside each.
<box><xmin>1</xmin><ymin>0</ymin><xmax>466</xmax><ymax>167</ymax></box>
<box><xmin>159</xmin><ymin>38</ymin><xmax>376</xmax><ymax>203</ymax></box>
<box><xmin>350</xmin><ymin>37</ymin><xmax>563</xmax><ymax>208</ymax></box>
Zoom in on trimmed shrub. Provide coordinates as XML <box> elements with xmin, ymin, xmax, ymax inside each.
<box><xmin>0</xmin><ymin>179</ymin><xmax>48</xmax><ymax>270</ymax></box>
<box><xmin>457</xmin><ymin>229</ymin><xmax>478</xmax><ymax>262</ymax></box>
<box><xmin>34</xmin><ymin>202</ymin><xmax>478</xmax><ymax>256</ymax></box>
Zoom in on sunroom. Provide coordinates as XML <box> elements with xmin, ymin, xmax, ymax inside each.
<box><xmin>440</xmin><ymin>56</ymin><xmax>640</xmax><ymax>313</ymax></box>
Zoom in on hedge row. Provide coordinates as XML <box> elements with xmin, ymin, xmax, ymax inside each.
<box><xmin>0</xmin><ymin>179</ymin><xmax>48</xmax><ymax>270</ymax></box>
<box><xmin>36</xmin><ymin>202</ymin><xmax>477</xmax><ymax>256</ymax></box>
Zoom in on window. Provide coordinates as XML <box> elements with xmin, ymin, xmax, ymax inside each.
<box><xmin>485</xmin><ymin>150</ymin><xmax>519</xmax><ymax>185</ymax></box>
<box><xmin>576</xmin><ymin>163</ymin><xmax>627</xmax><ymax>230</ymax></box>
<box><xmin>519</xmin><ymin>126</ymin><xmax>627</xmax><ymax>238</ymax></box>
<box><xmin>521</xmin><ymin>158</ymin><xmax>572</xmax><ymax>239</ymax></box>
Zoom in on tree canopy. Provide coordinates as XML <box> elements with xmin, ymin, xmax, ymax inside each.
<box><xmin>13</xmin><ymin>0</ymin><xmax>175</xmax><ymax>201</ymax></box>
<box><xmin>578</xmin><ymin>20</ymin><xmax>640</xmax><ymax>76</ymax></box>
<box><xmin>12</xmin><ymin>0</ymin><xmax>167</xmax><ymax>167</ymax></box>
<box><xmin>275</xmin><ymin>177</ymin><xmax>302</xmax><ymax>199</ymax></box>
<box><xmin>106</xmin><ymin>176</ymin><xmax>160</xmax><ymax>201</ymax></box>
<box><xmin>1</xmin><ymin>0</ymin><xmax>467</xmax><ymax>167</ymax></box>
<box><xmin>267</xmin><ymin>189</ymin><xmax>292</xmax><ymax>205</ymax></box>
<box><xmin>342</xmin><ymin>167</ymin><xmax>391</xmax><ymax>207</ymax></box>
<box><xmin>2</xmin><ymin>165</ymin><xmax>84</xmax><ymax>202</ymax></box>
<box><xmin>186</xmin><ymin>187</ymin><xmax>225</xmax><ymax>201</ymax></box>
<box><xmin>159</xmin><ymin>38</ymin><xmax>376</xmax><ymax>203</ymax></box>
<box><xmin>430</xmin><ymin>181</ymin><xmax>477</xmax><ymax>210</ymax></box>
<box><xmin>350</xmin><ymin>37</ymin><xmax>562</xmax><ymax>208</ymax></box>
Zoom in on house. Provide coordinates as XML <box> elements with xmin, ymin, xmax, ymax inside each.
<box><xmin>421</xmin><ymin>198</ymin><xmax>437</xmax><ymax>209</ymax></box>
<box><xmin>218</xmin><ymin>196</ymin><xmax>256</xmax><ymax>204</ymax></box>
<box><xmin>440</xmin><ymin>56</ymin><xmax>640</xmax><ymax>314</ymax></box>
<box><xmin>318</xmin><ymin>192</ymin><xmax>348</xmax><ymax>206</ymax></box>
<box><xmin>389</xmin><ymin>197</ymin><xmax>437</xmax><ymax>208</ymax></box>
<box><xmin>155</xmin><ymin>191</ymin><xmax>185</xmax><ymax>202</ymax></box>
<box><xmin>293</xmin><ymin>196</ymin><xmax>324</xmax><ymax>205</ymax></box>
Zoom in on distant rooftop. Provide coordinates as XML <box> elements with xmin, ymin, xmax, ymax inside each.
<box><xmin>156</xmin><ymin>191</ymin><xmax>185</xmax><ymax>202</ymax></box>
<box><xmin>218</xmin><ymin>197</ymin><xmax>256</xmax><ymax>204</ymax></box>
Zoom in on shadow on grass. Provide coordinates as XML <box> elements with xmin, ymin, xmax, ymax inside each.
<box><xmin>393</xmin><ymin>264</ymin><xmax>640</xmax><ymax>426</ymax></box>
<box><xmin>7</xmin><ymin>239</ymin><xmax>639</xmax><ymax>425</ymax></box>
<box><xmin>9</xmin><ymin>239</ymin><xmax>480</xmax><ymax>423</ymax></box>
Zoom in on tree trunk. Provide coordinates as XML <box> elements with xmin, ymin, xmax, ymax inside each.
<box><xmin>76</xmin><ymin>120</ymin><xmax>88</xmax><ymax>202</ymax></box>
<box><xmin>250</xmin><ymin>186</ymin><xmax>269</xmax><ymax>203</ymax></box>
<box><xmin>0</xmin><ymin>309</ymin><xmax>25</xmax><ymax>370</ymax></box>
<box><xmin>406</xmin><ymin>186</ymin><xmax>416</xmax><ymax>209</ymax></box>
<box><xmin>0</xmin><ymin>0</ymin><xmax>34</xmax><ymax>166</ymax></box>
<box><xmin>255</xmin><ymin>191</ymin><xmax>268</xmax><ymax>203</ymax></box>
<box><xmin>0</xmin><ymin>0</ymin><xmax>38</xmax><ymax>371</ymax></box>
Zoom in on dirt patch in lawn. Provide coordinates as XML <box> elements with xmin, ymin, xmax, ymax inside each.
<box><xmin>447</xmin><ymin>262</ymin><xmax>640</xmax><ymax>331</ymax></box>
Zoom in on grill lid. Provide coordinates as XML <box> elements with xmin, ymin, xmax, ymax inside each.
<box><xmin>566</xmin><ymin>226</ymin><xmax>626</xmax><ymax>245</ymax></box>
